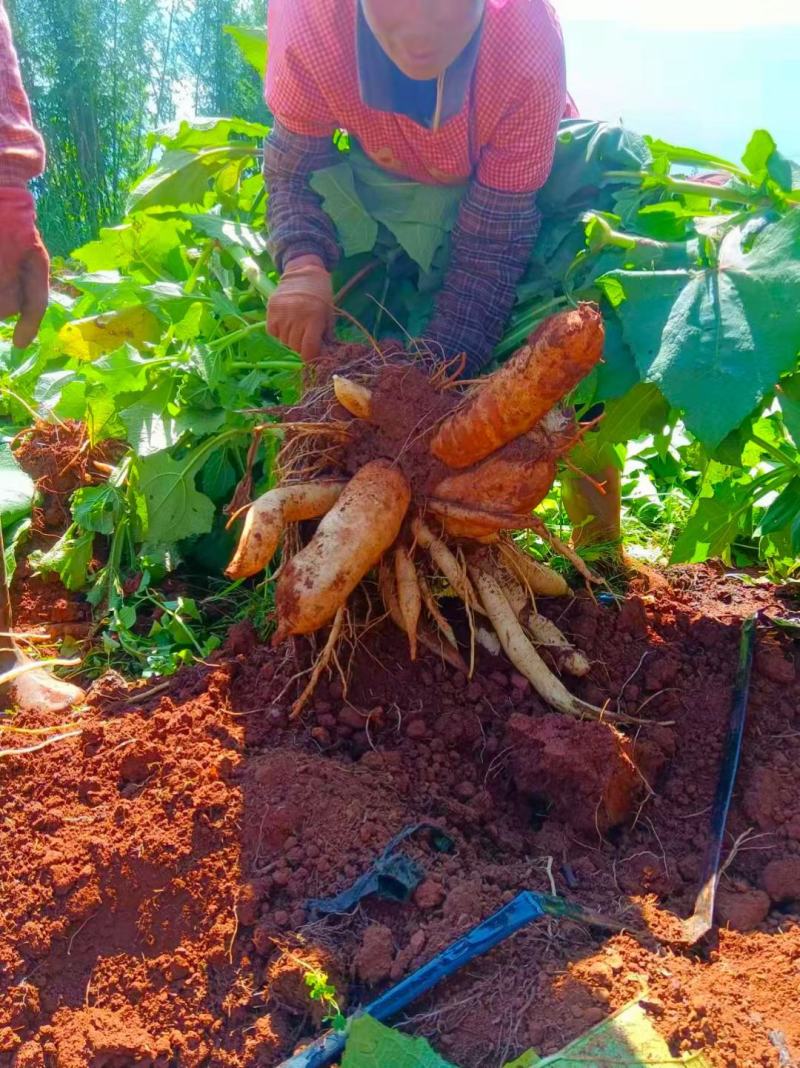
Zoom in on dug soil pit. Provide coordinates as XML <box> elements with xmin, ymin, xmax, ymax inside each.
<box><xmin>1</xmin><ymin>566</ymin><xmax>799</xmax><ymax>1067</ymax></box>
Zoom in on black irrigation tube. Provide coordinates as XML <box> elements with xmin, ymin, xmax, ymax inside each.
<box><xmin>682</xmin><ymin>613</ymin><xmax>758</xmax><ymax>944</ymax></box>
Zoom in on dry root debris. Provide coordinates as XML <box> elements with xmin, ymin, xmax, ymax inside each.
<box><xmin>227</xmin><ymin>304</ymin><xmax>616</xmax><ymax>718</ymax></box>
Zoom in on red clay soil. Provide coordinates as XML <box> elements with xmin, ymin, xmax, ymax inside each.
<box><xmin>9</xmin><ymin>423</ymin><xmax>125</xmax><ymax>640</ymax></box>
<box><xmin>1</xmin><ymin>565</ymin><xmax>799</xmax><ymax>1067</ymax></box>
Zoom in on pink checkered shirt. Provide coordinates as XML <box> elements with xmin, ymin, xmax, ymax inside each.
<box><xmin>0</xmin><ymin>0</ymin><xmax>45</xmax><ymax>186</ymax></box>
<box><xmin>267</xmin><ymin>0</ymin><xmax>568</xmax><ymax>194</ymax></box>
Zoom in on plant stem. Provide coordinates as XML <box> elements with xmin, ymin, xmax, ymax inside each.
<box><xmin>224</xmin><ymin>244</ymin><xmax>276</xmax><ymax>303</ymax></box>
<box><xmin>0</xmin><ymin>386</ymin><xmax>61</xmax><ymax>426</ymax></box>
<box><xmin>185</xmin><ymin>428</ymin><xmax>250</xmax><ymax>477</ymax></box>
<box><xmin>603</xmin><ymin>171</ymin><xmax>771</xmax><ymax>208</ymax></box>
<box><xmin>184</xmin><ymin>241</ymin><xmax>214</xmax><ymax>296</ymax></box>
<box><xmin>496</xmin><ymin>297</ymin><xmax>570</xmax><ymax>357</ymax></box>
<box><xmin>230</xmin><ymin>360</ymin><xmax>301</xmax><ymax>372</ymax></box>
<box><xmin>750</xmin><ymin>432</ymin><xmax>800</xmax><ymax>473</ymax></box>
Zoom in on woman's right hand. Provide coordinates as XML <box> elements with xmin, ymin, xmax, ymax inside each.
<box><xmin>266</xmin><ymin>254</ymin><xmax>333</xmax><ymax>362</ymax></box>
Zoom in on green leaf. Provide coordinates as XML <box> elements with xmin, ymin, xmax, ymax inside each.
<box><xmin>29</xmin><ymin>529</ymin><xmax>95</xmax><ymax>591</ymax></box>
<box><xmin>172</xmin><ymin>407</ymin><xmax>228</xmax><ymax>438</ymax></box>
<box><xmin>0</xmin><ymin>441</ymin><xmax>35</xmax><ymax>528</ymax></box>
<box><xmin>595</xmin><ymin>315</ymin><xmax>640</xmax><ymax>400</ymax></box>
<box><xmin>341</xmin><ymin>1016</ymin><xmax>456</xmax><ymax>1068</ymax></box>
<box><xmin>33</xmin><ymin>371</ymin><xmax>77</xmax><ymax>415</ymax></box>
<box><xmin>647</xmin><ymin>136</ymin><xmax>743</xmax><ymax>176</ymax></box>
<box><xmin>85</xmin><ymin>386</ymin><xmax>122</xmax><ymax>445</ymax></box>
<box><xmin>310</xmin><ymin>163</ymin><xmax>379</xmax><ymax>258</ymax></box>
<box><xmin>671</xmin><ymin>473</ymin><xmax>753</xmax><ymax>564</ymax></box>
<box><xmin>136</xmin><ymin>452</ymin><xmax>216</xmax><ymax>544</ymax></box>
<box><xmin>3</xmin><ymin>516</ymin><xmax>31</xmax><ymax>582</ymax></box>
<box><xmin>188</xmin><ymin>214</ymin><xmax>269</xmax><ymax>258</ymax></box>
<box><xmin>602</xmin><ymin>211</ymin><xmax>800</xmax><ymax>446</ymax></box>
<box><xmin>128</xmin><ymin>145</ymin><xmax>256</xmax><ymax>211</ymax></box>
<box><xmin>758</xmin><ymin>477</ymin><xmax>800</xmax><ymax>536</ymax></box>
<box><xmin>503</xmin><ymin>1052</ymin><xmax>540</xmax><ymax>1067</ymax></box>
<box><xmin>223</xmin><ymin>25</ymin><xmax>268</xmax><ymax>78</ymax></box>
<box><xmin>768</xmin><ymin>151</ymin><xmax>800</xmax><ymax>194</ymax></box>
<box><xmin>154</xmin><ymin>116</ymin><xmax>268</xmax><ymax>152</ymax></box>
<box><xmin>85</xmin><ymin>344</ymin><xmax>150</xmax><ymax>396</ymax></box>
<box><xmin>173</xmin><ymin>302</ymin><xmax>212</xmax><ymax>342</ymax></box>
<box><xmin>348</xmin><ymin>152</ymin><xmax>463</xmax><ymax>273</ymax></box>
<box><xmin>592</xmin><ymin>383</ymin><xmax>670</xmax><ymax>448</ymax></box>
<box><xmin>742</xmin><ymin>129</ymin><xmax>777</xmax><ymax>177</ymax></box>
<box><xmin>539</xmin><ymin>120</ymin><xmax>652</xmax><ymax>217</ymax></box>
<box><xmin>200</xmin><ymin>450</ymin><xmax>237</xmax><ymax>499</ymax></box>
<box><xmin>72</xmin><ymin>484</ymin><xmax>125</xmax><ymax>535</ymax></box>
<box><xmin>120</xmin><ymin>384</ymin><xmax>180</xmax><ymax>457</ymax></box>
<box><xmin>73</xmin><ymin>216</ymin><xmax>191</xmax><ymax>274</ymax></box>
<box><xmin>535</xmin><ymin>1001</ymin><xmax>712</xmax><ymax>1067</ymax></box>
<box><xmin>189</xmin><ymin>346</ymin><xmax>224</xmax><ymax>388</ymax></box>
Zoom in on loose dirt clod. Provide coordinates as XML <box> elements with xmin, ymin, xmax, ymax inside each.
<box><xmin>505</xmin><ymin>712</ymin><xmax>641</xmax><ymax>835</ymax></box>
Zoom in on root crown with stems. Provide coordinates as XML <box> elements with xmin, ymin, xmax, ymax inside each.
<box><xmin>228</xmin><ymin>305</ymin><xmax>611</xmax><ymax>718</ymax></box>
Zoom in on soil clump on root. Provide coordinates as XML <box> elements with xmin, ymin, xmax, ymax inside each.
<box><xmin>1</xmin><ymin>565</ymin><xmax>798</xmax><ymax>1067</ymax></box>
<box><xmin>341</xmin><ymin>359</ymin><xmax>457</xmax><ymax>495</ymax></box>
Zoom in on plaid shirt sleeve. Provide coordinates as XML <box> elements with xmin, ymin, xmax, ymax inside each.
<box><xmin>263</xmin><ymin>121</ymin><xmax>341</xmax><ymax>273</ymax></box>
<box><xmin>425</xmin><ymin>181</ymin><xmax>540</xmax><ymax>375</ymax></box>
<box><xmin>0</xmin><ymin>0</ymin><xmax>45</xmax><ymax>187</ymax></box>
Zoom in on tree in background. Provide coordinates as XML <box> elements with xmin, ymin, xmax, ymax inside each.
<box><xmin>7</xmin><ymin>0</ymin><xmax>267</xmax><ymax>256</ymax></box>
<box><xmin>178</xmin><ymin>0</ymin><xmax>265</xmax><ymax>119</ymax></box>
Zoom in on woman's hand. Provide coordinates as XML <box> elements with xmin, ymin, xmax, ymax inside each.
<box><xmin>267</xmin><ymin>254</ymin><xmax>333</xmax><ymax>362</ymax></box>
<box><xmin>0</xmin><ymin>188</ymin><xmax>49</xmax><ymax>348</ymax></box>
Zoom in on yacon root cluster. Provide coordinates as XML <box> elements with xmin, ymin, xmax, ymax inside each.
<box><xmin>227</xmin><ymin>304</ymin><xmax>615</xmax><ymax>720</ymax></box>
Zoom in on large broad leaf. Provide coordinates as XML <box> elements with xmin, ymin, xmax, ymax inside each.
<box><xmin>313</xmin><ymin>120</ymin><xmax>649</xmax><ymax>279</ymax></box>
<box><xmin>58</xmin><ymin>309</ymin><xmax>161</xmax><ymax>360</ymax></box>
<box><xmin>188</xmin><ymin>214</ymin><xmax>269</xmax><ymax>258</ymax></box>
<box><xmin>341</xmin><ymin>1015</ymin><xmax>456</xmax><ymax>1068</ymax></box>
<box><xmin>594</xmin><ymin>314</ymin><xmax>640</xmax><ymax>401</ymax></box>
<box><xmin>310</xmin><ymin>163</ymin><xmax>379</xmax><ymax>259</ymax></box>
<box><xmin>153</xmin><ymin>115</ymin><xmax>268</xmax><ymax>152</ymax></box>
<box><xmin>600</xmin><ymin>211</ymin><xmax>800</xmax><ymax>447</ymax></box>
<box><xmin>223</xmin><ymin>25</ymin><xmax>268</xmax><ymax>78</ymax></box>
<box><xmin>671</xmin><ymin>464</ymin><xmax>754</xmax><ymax>564</ymax></box>
<box><xmin>73</xmin><ymin>216</ymin><xmax>191</xmax><ymax>275</ymax></box>
<box><xmin>538</xmin><ymin>120</ymin><xmax>652</xmax><ymax>217</ymax></box>
<box><xmin>350</xmin><ymin>153</ymin><xmax>463</xmax><ymax>273</ymax></box>
<box><xmin>29</xmin><ymin>529</ymin><xmax>95</xmax><ymax>591</ymax></box>
<box><xmin>534</xmin><ymin>1000</ymin><xmax>711</xmax><ymax>1067</ymax></box>
<box><xmin>120</xmin><ymin>385</ymin><xmax>181</xmax><ymax>458</ymax></box>
<box><xmin>312</xmin><ymin>153</ymin><xmax>463</xmax><ymax>271</ymax></box>
<box><xmin>758</xmin><ymin>477</ymin><xmax>800</xmax><ymax>537</ymax></box>
<box><xmin>72</xmin><ymin>484</ymin><xmax>126</xmax><ymax>535</ymax></box>
<box><xmin>0</xmin><ymin>441</ymin><xmax>35</xmax><ymax>528</ymax></box>
<box><xmin>136</xmin><ymin>452</ymin><xmax>216</xmax><ymax>544</ymax></box>
<box><xmin>592</xmin><ymin>382</ymin><xmax>670</xmax><ymax>448</ymax></box>
<box><xmin>128</xmin><ymin>145</ymin><xmax>257</xmax><ymax>211</ymax></box>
